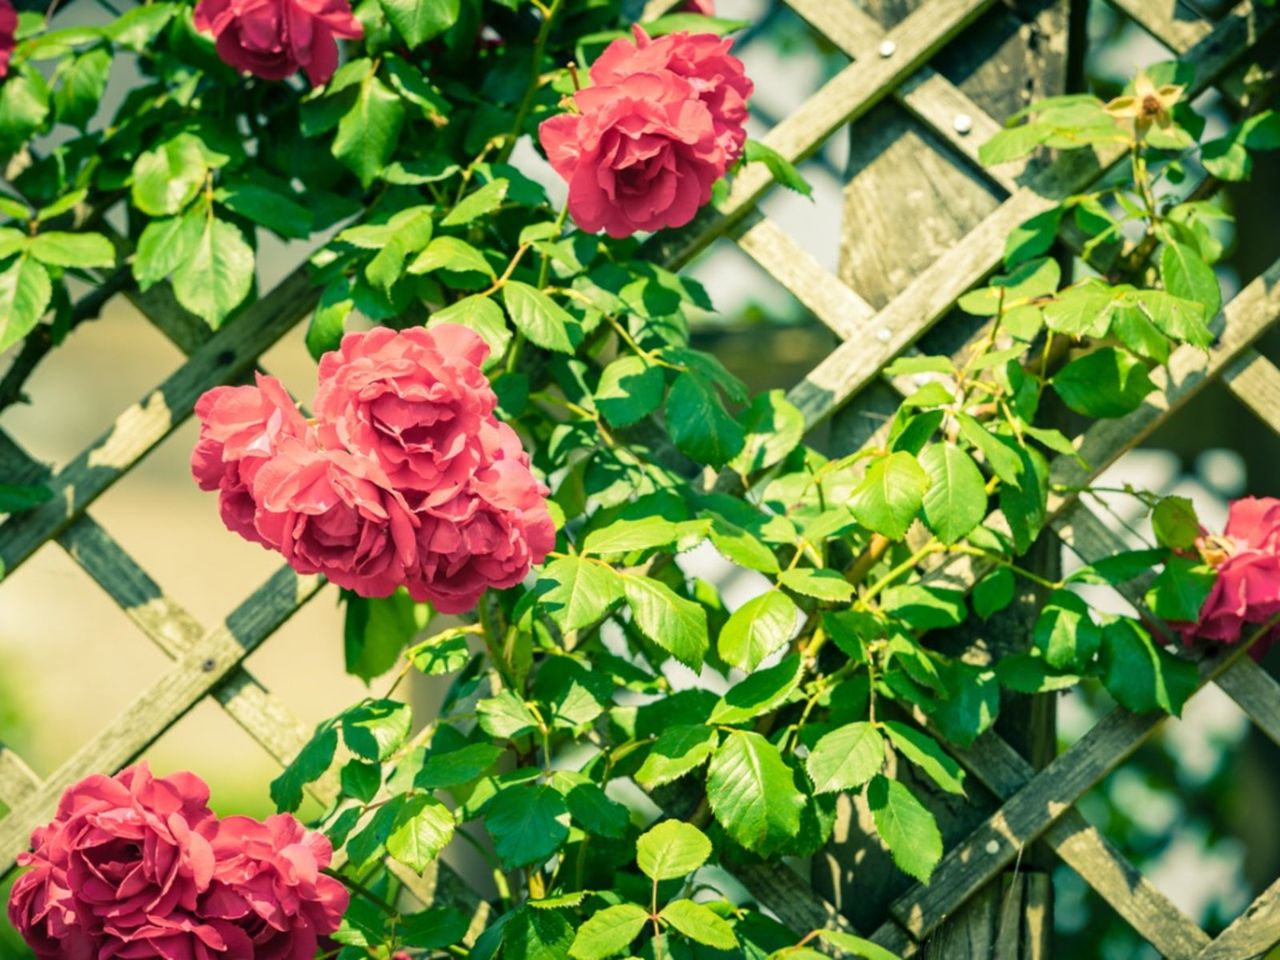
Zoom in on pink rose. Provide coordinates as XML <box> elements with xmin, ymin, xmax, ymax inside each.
<box><xmin>539</xmin><ymin>69</ymin><xmax>727</xmax><ymax>238</ymax></box>
<box><xmin>203</xmin><ymin>815</ymin><xmax>347</xmax><ymax>960</ymax></box>
<box><xmin>193</xmin><ymin>0</ymin><xmax>363</xmax><ymax>86</ymax></box>
<box><xmin>684</xmin><ymin>0</ymin><xmax>715</xmax><ymax>12</ymax></box>
<box><xmin>191</xmin><ymin>374</ymin><xmax>309</xmax><ymax>548</ymax></box>
<box><xmin>407</xmin><ymin>422</ymin><xmax>555</xmax><ymax>613</ymax></box>
<box><xmin>7</xmin><ymin>764</ymin><xmax>247</xmax><ymax>960</ymax></box>
<box><xmin>1176</xmin><ymin>497</ymin><xmax>1280</xmax><ymax>658</ymax></box>
<box><xmin>0</xmin><ymin>0</ymin><xmax>16</xmax><ymax>79</ymax></box>
<box><xmin>313</xmin><ymin>326</ymin><xmax>496</xmax><ymax>503</ymax></box>
<box><xmin>589</xmin><ymin>26</ymin><xmax>752</xmax><ymax>163</ymax></box>
<box><xmin>251</xmin><ymin>437</ymin><xmax>419</xmax><ymax>597</ymax></box>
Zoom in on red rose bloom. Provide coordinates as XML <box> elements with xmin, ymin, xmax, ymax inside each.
<box><xmin>589</xmin><ymin>26</ymin><xmax>753</xmax><ymax>163</ymax></box>
<box><xmin>407</xmin><ymin>421</ymin><xmax>555</xmax><ymax>613</ymax></box>
<box><xmin>191</xmin><ymin>374</ymin><xmax>310</xmax><ymax>548</ymax></box>
<box><xmin>0</xmin><ymin>0</ymin><xmax>17</xmax><ymax>79</ymax></box>
<box><xmin>193</xmin><ymin>0</ymin><xmax>363</xmax><ymax>86</ymax></box>
<box><xmin>539</xmin><ymin>70</ymin><xmax>727</xmax><ymax>238</ymax></box>
<box><xmin>251</xmin><ymin>438</ymin><xmax>419</xmax><ymax>598</ymax></box>
<box><xmin>7</xmin><ymin>764</ymin><xmax>247</xmax><ymax>960</ymax></box>
<box><xmin>203</xmin><ymin>815</ymin><xmax>348</xmax><ymax>960</ymax></box>
<box><xmin>1176</xmin><ymin>497</ymin><xmax>1280</xmax><ymax>658</ymax></box>
<box><xmin>684</xmin><ymin>0</ymin><xmax>715</xmax><ymax>12</ymax></box>
<box><xmin>313</xmin><ymin>326</ymin><xmax>497</xmax><ymax>503</ymax></box>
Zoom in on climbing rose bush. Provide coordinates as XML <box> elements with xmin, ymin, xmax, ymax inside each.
<box><xmin>4</xmin><ymin>0</ymin><xmax>1280</xmax><ymax>956</ymax></box>
<box><xmin>193</xmin><ymin>0</ymin><xmax>363</xmax><ymax>86</ymax></box>
<box><xmin>7</xmin><ymin>764</ymin><xmax>345</xmax><ymax>960</ymax></box>
<box><xmin>191</xmin><ymin>326</ymin><xmax>552</xmax><ymax>609</ymax></box>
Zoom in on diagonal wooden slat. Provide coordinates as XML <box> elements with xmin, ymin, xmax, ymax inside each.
<box><xmin>1195</xmin><ymin>876</ymin><xmax>1280</xmax><ymax>959</ymax></box>
<box><xmin>1109</xmin><ymin>0</ymin><xmax>1216</xmax><ymax>54</ymax></box>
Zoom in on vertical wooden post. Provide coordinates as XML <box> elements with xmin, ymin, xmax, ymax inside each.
<box><xmin>817</xmin><ymin>1</ymin><xmax>1074</xmax><ymax>954</ymax></box>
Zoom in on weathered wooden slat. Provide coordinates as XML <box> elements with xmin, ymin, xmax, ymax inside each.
<box><xmin>0</xmin><ymin>748</ymin><xmax>39</xmax><ymax>811</ymax></box>
<box><xmin>1195</xmin><ymin>876</ymin><xmax>1280</xmax><ymax>960</ymax></box>
<box><xmin>1108</xmin><ymin>0</ymin><xmax>1215</xmax><ymax>54</ymax></box>
<box><xmin>0</xmin><ymin>263</ymin><xmax>319</xmax><ymax>579</ymax></box>
<box><xmin>649</xmin><ymin>0</ymin><xmax>999</xmax><ymax>269</ymax></box>
<box><xmin>784</xmin><ymin>0</ymin><xmax>1024</xmax><ymax>193</ymax></box>
<box><xmin>1223</xmin><ymin>348</ymin><xmax>1280</xmax><ymax>436</ymax></box>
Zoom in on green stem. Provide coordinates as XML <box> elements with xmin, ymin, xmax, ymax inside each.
<box><xmin>497</xmin><ymin>0</ymin><xmax>567</xmax><ymax>164</ymax></box>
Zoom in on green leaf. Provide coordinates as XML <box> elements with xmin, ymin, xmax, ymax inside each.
<box><xmin>269</xmin><ymin>724</ymin><xmax>337</xmax><ymax>812</ymax></box>
<box><xmin>0</xmin><ymin>67</ymin><xmax>50</xmax><ymax>155</ymax></box>
<box><xmin>707</xmin><ymin>518</ymin><xmax>779</xmax><ymax>574</ymax></box>
<box><xmin>502</xmin><ymin>281</ymin><xmax>582</xmax><ymax>354</ymax></box>
<box><xmin>442</xmin><ymin>178</ymin><xmax>508</xmax><ymax>227</ymax></box>
<box><xmin>131</xmin><ymin>134</ymin><xmax>207</xmax><ymax>216</ymax></box>
<box><xmin>133</xmin><ymin>214</ymin><xmax>202</xmax><ymax>291</ymax></box>
<box><xmin>954</xmin><ymin>413</ymin><xmax>1022</xmax><ymax>485</ymax></box>
<box><xmin>428</xmin><ymin>294</ymin><xmax>510</xmax><ymax>362</ymax></box>
<box><xmin>218</xmin><ymin>182</ymin><xmax>313</xmax><ymax>240</ymax></box>
<box><xmin>561</xmin><ymin>777</ymin><xmax>628</xmax><ymax>837</ymax></box>
<box><xmin>1034</xmin><ymin>590</ymin><xmax>1101</xmax><ymax>671</ymax></box>
<box><xmin>880</xmin><ymin>584</ymin><xmax>967</xmax><ymax>630</ymax></box>
<box><xmin>707</xmin><ymin>730</ymin><xmax>804</xmax><ymax>852</ymax></box>
<box><xmin>409</xmin><ymin>628</ymin><xmax>472</xmax><ymax>676</ymax></box>
<box><xmin>731</xmin><ymin>389</ymin><xmax>805</xmax><ymax>474</ymax></box>
<box><xmin>418</xmin><ymin>743</ymin><xmax>504</xmax><ymax>788</ymax></box>
<box><xmin>1067</xmin><ymin>549</ymin><xmax>1165</xmax><ymax>585</ymax></box>
<box><xmin>344</xmin><ymin>589</ymin><xmax>428</xmax><ymax>681</ymax></box>
<box><xmin>718</xmin><ymin>590</ymin><xmax>799</xmax><ymax>672</ymax></box>
<box><xmin>1144</xmin><ymin>556</ymin><xmax>1216</xmax><ymax>622</ymax></box>
<box><xmin>52</xmin><ymin>47</ymin><xmax>111</xmax><ymax>129</ymax></box>
<box><xmin>539</xmin><ymin>556</ymin><xmax>623</xmax><ymax>632</ymax></box>
<box><xmin>1052</xmin><ymin>347</ymin><xmax>1156</xmax><ymax>419</ymax></box>
<box><xmin>710</xmin><ymin>655</ymin><xmax>803</xmax><ymax>725</ymax></box>
<box><xmin>1101</xmin><ymin>618</ymin><xmax>1199</xmax><ymax>716</ymax></box>
<box><xmin>882</xmin><ymin>721</ymin><xmax>965</xmax><ymax>795</ymax></box>
<box><xmin>1201</xmin><ymin>136</ymin><xmax>1250</xmax><ymax>181</ymax></box>
<box><xmin>485</xmin><ymin>783</ymin><xmax>570</xmax><ymax>868</ymax></box>
<box><xmin>637</xmin><ymin>820</ymin><xmax>713</xmax><ymax>880</ymax></box>
<box><xmin>659</xmin><ymin>900</ymin><xmax>738</xmax><ymax>950</ymax></box>
<box><xmin>378</xmin><ymin>0</ymin><xmax>461</xmax><ymax>47</ymax></box>
<box><xmin>777</xmin><ymin>568</ymin><xmax>854</xmax><ymax>602</ymax></box>
<box><xmin>583</xmin><ymin>517</ymin><xmax>685</xmax><ymax>556</ymax></box>
<box><xmin>666</xmin><ymin>372</ymin><xmax>745</xmax><ymax>467</ymax></box>
<box><xmin>386</xmin><ymin>795</ymin><xmax>455</xmax><ymax>872</ymax></box>
<box><xmin>743</xmin><ymin>139</ymin><xmax>812</xmax><ymax>196</ymax></box>
<box><xmin>918</xmin><ymin>443</ymin><xmax>987</xmax><ymax>545</ymax></box>
<box><xmin>569</xmin><ymin>904</ymin><xmax>648</xmax><ymax>960</ymax></box>
<box><xmin>505</xmin><ymin>906</ymin><xmax>575</xmax><ymax>960</ymax></box>
<box><xmin>342</xmin><ymin>699</ymin><xmax>412</xmax><ymax>760</ymax></box>
<box><xmin>340</xmin><ymin>759</ymin><xmax>381</xmax><ymax>802</ymax></box>
<box><xmin>1152</xmin><ymin>495</ymin><xmax>1200</xmax><ymax>550</ymax></box>
<box><xmin>1161</xmin><ymin>239</ymin><xmax>1220</xmax><ymax>318</ymax></box>
<box><xmin>636</xmin><ymin>725</ymin><xmax>718</xmax><ymax>788</ymax></box>
<box><xmin>1004</xmin><ymin>206</ymin><xmax>1064</xmax><ymax>268</ymax></box>
<box><xmin>929</xmin><ymin>661</ymin><xmax>1000</xmax><ymax>747</ymax></box>
<box><xmin>973</xmin><ymin>566</ymin><xmax>1016</xmax><ymax>619</ymax></box>
<box><xmin>0</xmin><ymin>483</ymin><xmax>52</xmax><ymax>513</ymax></box>
<box><xmin>596</xmin><ymin>355</ymin><xmax>665</xmax><ymax>428</ymax></box>
<box><xmin>0</xmin><ymin>255</ymin><xmax>52</xmax><ymax>350</ymax></box>
<box><xmin>622</xmin><ymin>575</ymin><xmax>708</xmax><ymax>670</ymax></box>
<box><xmin>996</xmin><ymin>651</ymin><xmax>1081</xmax><ymax>693</ymax></box>
<box><xmin>867</xmin><ymin>775</ymin><xmax>942</xmax><ymax>883</ymax></box>
<box><xmin>477</xmin><ymin>689</ymin><xmax>540</xmax><ymax>739</ymax></box>
<box><xmin>400</xmin><ymin>908</ymin><xmax>471</xmax><ymax>950</ymax></box>
<box><xmin>979</xmin><ymin>123</ymin><xmax>1049</xmax><ymax>165</ymax></box>
<box><xmin>806</xmin><ymin>722</ymin><xmax>885</xmax><ymax>794</ymax></box>
<box><xmin>818</xmin><ymin>930</ymin><xmax>905</xmax><ymax>960</ymax></box>
<box><xmin>334</xmin><ymin>72</ymin><xmax>405</xmax><ymax>188</ymax></box>
<box><xmin>850</xmin><ymin>451</ymin><xmax>929</xmax><ymax>539</ymax></box>
<box><xmin>409</xmin><ymin>236</ymin><xmax>495</xmax><ymax>278</ymax></box>
<box><xmin>170</xmin><ymin>214</ymin><xmax>254</xmax><ymax>329</ymax></box>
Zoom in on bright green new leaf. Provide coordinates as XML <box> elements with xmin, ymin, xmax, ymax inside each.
<box><xmin>659</xmin><ymin>900</ymin><xmax>738</xmax><ymax>950</ymax></box>
<box><xmin>730</xmin><ymin>389</ymin><xmax>805</xmax><ymax>474</ymax></box>
<box><xmin>417</xmin><ymin>743</ymin><xmax>505</xmax><ymax>788</ymax></box>
<box><xmin>850</xmin><ymin>451</ymin><xmax>929</xmax><ymax>539</ymax></box>
<box><xmin>428</xmin><ymin>294</ymin><xmax>510</xmax><ymax>361</ymax></box>
<box><xmin>378</xmin><ymin>0</ymin><xmax>461</xmax><ymax>47</ymax></box>
<box><xmin>1033</xmin><ymin>590</ymin><xmax>1101</xmax><ymax>672</ymax></box>
<box><xmin>0</xmin><ymin>254</ymin><xmax>52</xmax><ymax>350</ymax></box>
<box><xmin>636</xmin><ymin>724</ymin><xmax>719</xmax><ymax>788</ymax></box>
<box><xmin>882</xmin><ymin>721</ymin><xmax>966</xmax><ymax>795</ymax></box>
<box><xmin>502</xmin><ymin>281</ymin><xmax>582</xmax><ymax>354</ymax></box>
<box><xmin>718</xmin><ymin>590</ymin><xmax>799</xmax><ymax>672</ymax></box>
<box><xmin>131</xmin><ymin>134</ymin><xmax>207</xmax><ymax>216</ymax></box>
<box><xmin>341</xmin><ymin>699</ymin><xmax>412</xmax><ymax>760</ymax></box>
<box><xmin>707</xmin><ymin>730</ymin><xmax>804</xmax><ymax>852</ymax></box>
<box><xmin>477</xmin><ymin>689</ymin><xmax>540</xmax><ymax>739</ymax></box>
<box><xmin>622</xmin><ymin>574</ymin><xmax>708</xmax><ymax>670</ymax></box>
<box><xmin>637</xmin><ymin>819</ymin><xmax>712</xmax><ymax>880</ymax></box>
<box><xmin>583</xmin><ymin>517</ymin><xmax>684</xmax><ymax>556</ymax></box>
<box><xmin>539</xmin><ymin>556</ymin><xmax>623</xmax><ymax>632</ymax></box>
<box><xmin>806</xmin><ymin>722</ymin><xmax>885</xmax><ymax>794</ymax></box>
<box><xmin>744</xmin><ymin>139</ymin><xmax>812</xmax><ymax>196</ymax></box>
<box><xmin>867</xmin><ymin>775</ymin><xmax>943</xmax><ymax>883</ymax></box>
<box><xmin>442</xmin><ymin>178</ymin><xmax>508</xmax><ymax>227</ymax></box>
<box><xmin>1152</xmin><ymin>495</ymin><xmax>1199</xmax><ymax>549</ymax></box>
<box><xmin>171</xmin><ymin>214</ymin><xmax>254</xmax><ymax>328</ymax></box>
<box><xmin>919</xmin><ymin>443</ymin><xmax>987</xmax><ymax>545</ymax></box>
<box><xmin>333</xmin><ymin>73</ymin><xmax>405</xmax><ymax>187</ymax></box>
<box><xmin>596</xmin><ymin>355</ymin><xmax>665</xmax><ymax>428</ymax></box>
<box><xmin>1160</xmin><ymin>239</ymin><xmax>1220</xmax><ymax>319</ymax></box>
<box><xmin>709</xmin><ymin>655</ymin><xmax>803</xmax><ymax>725</ymax></box>
<box><xmin>777</xmin><ymin>568</ymin><xmax>854</xmax><ymax>602</ymax></box>
<box><xmin>386</xmin><ymin>795</ymin><xmax>455</xmax><ymax>872</ymax></box>
<box><xmin>568</xmin><ymin>904</ymin><xmax>648</xmax><ymax>960</ymax></box>
<box><xmin>819</xmin><ymin>929</ymin><xmax>905</xmax><ymax>960</ymax></box>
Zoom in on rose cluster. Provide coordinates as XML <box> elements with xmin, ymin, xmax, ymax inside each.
<box><xmin>7</xmin><ymin>764</ymin><xmax>347</xmax><ymax>960</ymax></box>
<box><xmin>192</xmin><ymin>325</ymin><xmax>554</xmax><ymax>613</ymax></box>
<box><xmin>539</xmin><ymin>26</ymin><xmax>753</xmax><ymax>238</ymax></box>
<box><xmin>193</xmin><ymin>0</ymin><xmax>363</xmax><ymax>86</ymax></box>
<box><xmin>1175</xmin><ymin>497</ymin><xmax>1280</xmax><ymax>659</ymax></box>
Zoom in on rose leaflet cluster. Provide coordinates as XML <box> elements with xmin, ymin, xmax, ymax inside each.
<box><xmin>7</xmin><ymin>763</ymin><xmax>346</xmax><ymax>960</ymax></box>
<box><xmin>191</xmin><ymin>325</ymin><xmax>554</xmax><ymax>613</ymax></box>
<box><xmin>539</xmin><ymin>26</ymin><xmax>753</xmax><ymax>238</ymax></box>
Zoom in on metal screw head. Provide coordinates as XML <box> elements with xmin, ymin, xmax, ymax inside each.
<box><xmin>985</xmin><ymin>839</ymin><xmax>1000</xmax><ymax>855</ymax></box>
<box><xmin>953</xmin><ymin>113</ymin><xmax>974</xmax><ymax>135</ymax></box>
<box><xmin>878</xmin><ymin>39</ymin><xmax>896</xmax><ymax>58</ymax></box>
<box><xmin>876</xmin><ymin>328</ymin><xmax>892</xmax><ymax>344</ymax></box>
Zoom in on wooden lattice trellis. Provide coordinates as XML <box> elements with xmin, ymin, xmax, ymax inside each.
<box><xmin>1</xmin><ymin>0</ymin><xmax>1279</xmax><ymax>956</ymax></box>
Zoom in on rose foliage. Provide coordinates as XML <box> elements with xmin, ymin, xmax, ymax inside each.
<box><xmin>2</xmin><ymin>1</ymin><xmax>1280</xmax><ymax>958</ymax></box>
